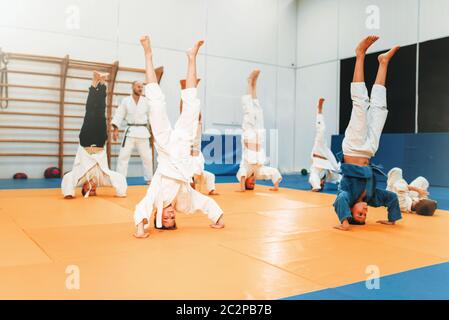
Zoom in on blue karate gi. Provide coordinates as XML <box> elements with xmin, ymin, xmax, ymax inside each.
<box><xmin>333</xmin><ymin>163</ymin><xmax>402</xmax><ymax>223</ymax></box>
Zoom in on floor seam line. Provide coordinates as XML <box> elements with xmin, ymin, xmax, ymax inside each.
<box><xmin>216</xmin><ymin>243</ymin><xmax>325</xmax><ymax>287</ymax></box>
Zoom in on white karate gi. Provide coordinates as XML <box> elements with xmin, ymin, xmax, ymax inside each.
<box><xmin>387</xmin><ymin>167</ymin><xmax>429</xmax><ymax>213</ymax></box>
<box><xmin>112</xmin><ymin>95</ymin><xmax>153</xmax><ymax>182</ymax></box>
<box><xmin>191</xmin><ymin>119</ymin><xmax>216</xmax><ymax>193</ymax></box>
<box><xmin>309</xmin><ymin>113</ymin><xmax>341</xmax><ymax>190</ymax></box>
<box><xmin>134</xmin><ymin>84</ymin><xmax>223</xmax><ymax>228</ymax></box>
<box><xmin>342</xmin><ymin>83</ymin><xmax>388</xmax><ymax>158</ymax></box>
<box><xmin>237</xmin><ymin>95</ymin><xmax>282</xmax><ymax>185</ymax></box>
<box><xmin>61</xmin><ymin>146</ymin><xmax>127</xmax><ymax>198</ymax></box>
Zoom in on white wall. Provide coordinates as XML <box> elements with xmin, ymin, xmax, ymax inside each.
<box><xmin>0</xmin><ymin>0</ymin><xmax>297</xmax><ymax>179</ymax></box>
<box><xmin>294</xmin><ymin>0</ymin><xmax>449</xmax><ymax>171</ymax></box>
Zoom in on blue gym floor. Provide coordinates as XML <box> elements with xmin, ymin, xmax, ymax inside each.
<box><xmin>1</xmin><ymin>174</ymin><xmax>449</xmax><ymax>300</ymax></box>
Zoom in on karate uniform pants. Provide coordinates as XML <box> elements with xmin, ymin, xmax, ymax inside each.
<box><xmin>237</xmin><ymin>162</ymin><xmax>282</xmax><ymax>185</ymax></box>
<box><xmin>116</xmin><ymin>136</ymin><xmax>153</xmax><ymax>182</ymax></box>
<box><xmin>342</xmin><ymin>82</ymin><xmax>388</xmax><ymax>158</ymax></box>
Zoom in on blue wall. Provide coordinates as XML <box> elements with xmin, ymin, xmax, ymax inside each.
<box><xmin>331</xmin><ymin>133</ymin><xmax>449</xmax><ymax>187</ymax></box>
<box><xmin>202</xmin><ymin>134</ymin><xmax>241</xmax><ymax>176</ymax></box>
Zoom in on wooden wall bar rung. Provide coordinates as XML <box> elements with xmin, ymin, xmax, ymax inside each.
<box><xmin>0</xmin><ymin>125</ymin><xmax>60</xmax><ymax>131</ymax></box>
<box><xmin>1</xmin><ymin>111</ymin><xmax>58</xmax><ymax>117</ymax></box>
<box><xmin>7</xmin><ymin>53</ymin><xmax>62</xmax><ymax>64</ymax></box>
<box><xmin>0</xmin><ymin>83</ymin><xmax>60</xmax><ymax>91</ymax></box>
<box><xmin>115</xmin><ymin>80</ymin><xmax>135</xmax><ymax>84</ymax></box>
<box><xmin>0</xmin><ymin>125</ymin><xmax>80</xmax><ymax>131</ymax></box>
<box><xmin>68</xmin><ymin>64</ymin><xmax>111</xmax><ymax>72</ymax></box>
<box><xmin>0</xmin><ymin>140</ymin><xmax>123</xmax><ymax>145</ymax></box>
<box><xmin>113</xmin><ymin>92</ymin><xmax>130</xmax><ymax>96</ymax></box>
<box><xmin>70</xmin><ymin>59</ymin><xmax>113</xmax><ymax>68</ymax></box>
<box><xmin>7</xmin><ymin>69</ymin><xmax>61</xmax><ymax>78</ymax></box>
<box><xmin>0</xmin><ymin>111</ymin><xmax>84</xmax><ymax>119</ymax></box>
<box><xmin>0</xmin><ymin>97</ymin><xmax>92</xmax><ymax>106</ymax></box>
<box><xmin>0</xmin><ymin>153</ymin><xmax>59</xmax><ymax>157</ymax></box>
<box><xmin>0</xmin><ymin>139</ymin><xmax>59</xmax><ymax>144</ymax></box>
<box><xmin>118</xmin><ymin>66</ymin><xmax>145</xmax><ymax>73</ymax></box>
<box><xmin>0</xmin><ymin>153</ymin><xmax>139</xmax><ymax>157</ymax></box>
<box><xmin>66</xmin><ymin>88</ymin><xmax>88</xmax><ymax>93</ymax></box>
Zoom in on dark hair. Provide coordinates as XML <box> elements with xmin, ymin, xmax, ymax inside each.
<box><xmin>245</xmin><ymin>176</ymin><xmax>255</xmax><ymax>190</ymax></box>
<box><xmin>154</xmin><ymin>217</ymin><xmax>177</xmax><ymax>230</ymax></box>
<box><xmin>347</xmin><ymin>216</ymin><xmax>366</xmax><ymax>225</ymax></box>
<box><xmin>414</xmin><ymin>199</ymin><xmax>437</xmax><ymax>216</ymax></box>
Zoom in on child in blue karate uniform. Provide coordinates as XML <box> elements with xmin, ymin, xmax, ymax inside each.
<box><xmin>334</xmin><ymin>35</ymin><xmax>402</xmax><ymax>231</ymax></box>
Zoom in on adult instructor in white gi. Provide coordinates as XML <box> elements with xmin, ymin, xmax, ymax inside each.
<box><xmin>111</xmin><ymin>81</ymin><xmax>153</xmax><ymax>184</ymax></box>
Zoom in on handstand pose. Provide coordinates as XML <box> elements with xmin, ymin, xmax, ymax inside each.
<box><xmin>236</xmin><ymin>69</ymin><xmax>282</xmax><ymax>192</ymax></box>
<box><xmin>334</xmin><ymin>35</ymin><xmax>402</xmax><ymax>231</ymax></box>
<box><xmin>61</xmin><ymin>71</ymin><xmax>127</xmax><ymax>199</ymax></box>
<box><xmin>134</xmin><ymin>36</ymin><xmax>224</xmax><ymax>238</ymax></box>
<box><xmin>309</xmin><ymin>97</ymin><xmax>341</xmax><ymax>192</ymax></box>
<box><xmin>387</xmin><ymin>167</ymin><xmax>437</xmax><ymax>216</ymax></box>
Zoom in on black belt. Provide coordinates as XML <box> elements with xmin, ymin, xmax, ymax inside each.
<box><xmin>122</xmin><ymin>124</ymin><xmax>149</xmax><ymax>147</ymax></box>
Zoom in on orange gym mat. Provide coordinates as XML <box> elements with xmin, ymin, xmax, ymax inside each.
<box><xmin>1</xmin><ymin>184</ymin><xmax>449</xmax><ymax>299</ymax></box>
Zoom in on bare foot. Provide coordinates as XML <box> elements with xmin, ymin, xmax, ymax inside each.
<box><xmin>92</xmin><ymin>71</ymin><xmax>101</xmax><ymax>87</ymax></box>
<box><xmin>355</xmin><ymin>35</ymin><xmax>380</xmax><ymax>57</ymax></box>
<box><xmin>376</xmin><ymin>220</ymin><xmax>395</xmax><ymax>225</ymax></box>
<box><xmin>187</xmin><ymin>40</ymin><xmax>204</xmax><ymax>59</ymax></box>
<box><xmin>378</xmin><ymin>46</ymin><xmax>400</xmax><ymax>64</ymax></box>
<box><xmin>269</xmin><ymin>187</ymin><xmax>279</xmax><ymax>192</ymax></box>
<box><xmin>334</xmin><ymin>219</ymin><xmax>350</xmax><ymax>231</ymax></box>
<box><xmin>248</xmin><ymin>69</ymin><xmax>261</xmax><ymax>86</ymax></box>
<box><xmin>64</xmin><ymin>195</ymin><xmax>74</xmax><ymax>199</ymax></box>
<box><xmin>210</xmin><ymin>216</ymin><xmax>225</xmax><ymax>229</ymax></box>
<box><xmin>317</xmin><ymin>98</ymin><xmax>325</xmax><ymax>114</ymax></box>
<box><xmin>208</xmin><ymin>190</ymin><xmax>219</xmax><ymax>196</ymax></box>
<box><xmin>334</xmin><ymin>225</ymin><xmax>350</xmax><ymax>231</ymax></box>
<box><xmin>134</xmin><ymin>222</ymin><xmax>150</xmax><ymax>239</ymax></box>
<box><xmin>99</xmin><ymin>72</ymin><xmax>109</xmax><ymax>83</ymax></box>
<box><xmin>311</xmin><ymin>189</ymin><xmax>321</xmax><ymax>193</ymax></box>
<box><xmin>140</xmin><ymin>35</ymin><xmax>152</xmax><ymax>55</ymax></box>
<box><xmin>235</xmin><ymin>189</ymin><xmax>246</xmax><ymax>193</ymax></box>
<box><xmin>133</xmin><ymin>232</ymin><xmax>149</xmax><ymax>239</ymax></box>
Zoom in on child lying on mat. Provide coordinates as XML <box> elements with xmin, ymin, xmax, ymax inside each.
<box><xmin>387</xmin><ymin>167</ymin><xmax>437</xmax><ymax>216</ymax></box>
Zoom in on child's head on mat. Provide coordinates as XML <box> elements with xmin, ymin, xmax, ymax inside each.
<box><xmin>350</xmin><ymin>201</ymin><xmax>368</xmax><ymax>224</ymax></box>
<box><xmin>245</xmin><ymin>176</ymin><xmax>256</xmax><ymax>190</ymax></box>
<box><xmin>81</xmin><ymin>180</ymin><xmax>97</xmax><ymax>197</ymax></box>
<box><xmin>414</xmin><ymin>199</ymin><xmax>437</xmax><ymax>216</ymax></box>
<box><xmin>155</xmin><ymin>204</ymin><xmax>177</xmax><ymax>230</ymax></box>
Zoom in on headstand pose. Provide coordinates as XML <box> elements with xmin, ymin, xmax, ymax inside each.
<box><xmin>111</xmin><ymin>80</ymin><xmax>154</xmax><ymax>184</ymax></box>
<box><xmin>236</xmin><ymin>69</ymin><xmax>282</xmax><ymax>192</ymax></box>
<box><xmin>61</xmin><ymin>72</ymin><xmax>127</xmax><ymax>199</ymax></box>
<box><xmin>180</xmin><ymin>80</ymin><xmax>218</xmax><ymax>196</ymax></box>
<box><xmin>309</xmin><ymin>97</ymin><xmax>341</xmax><ymax>192</ymax></box>
<box><xmin>387</xmin><ymin>167</ymin><xmax>437</xmax><ymax>216</ymax></box>
<box><xmin>334</xmin><ymin>35</ymin><xmax>402</xmax><ymax>231</ymax></box>
<box><xmin>134</xmin><ymin>36</ymin><xmax>224</xmax><ymax>238</ymax></box>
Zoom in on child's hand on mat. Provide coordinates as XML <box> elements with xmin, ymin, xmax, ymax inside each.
<box><xmin>376</xmin><ymin>220</ymin><xmax>395</xmax><ymax>225</ymax></box>
<box><xmin>334</xmin><ymin>219</ymin><xmax>350</xmax><ymax>231</ymax></box>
